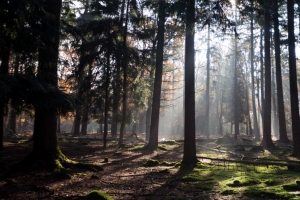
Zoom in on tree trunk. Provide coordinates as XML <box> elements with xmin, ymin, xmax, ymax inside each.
<box><xmin>73</xmin><ymin>108</ymin><xmax>81</xmax><ymax>136</ymax></box>
<box><xmin>145</xmin><ymin>39</ymin><xmax>156</xmax><ymax>141</ymax></box>
<box><xmin>146</xmin><ymin>0</ymin><xmax>165</xmax><ymax>151</ymax></box>
<box><xmin>0</xmin><ymin>42</ymin><xmax>10</xmax><ymax>150</ymax></box>
<box><xmin>145</xmin><ymin>68</ymin><xmax>154</xmax><ymax>141</ymax></box>
<box><xmin>205</xmin><ymin>22</ymin><xmax>211</xmax><ymax>138</ymax></box>
<box><xmin>81</xmin><ymin>103</ymin><xmax>88</xmax><ymax>135</ymax></box>
<box><xmin>111</xmin><ymin>0</ymin><xmax>126</xmax><ymax>138</ymax></box>
<box><xmin>32</xmin><ymin>0</ymin><xmax>63</xmax><ymax>160</ymax></box>
<box><xmin>234</xmin><ymin>31</ymin><xmax>239</xmax><ymax>140</ymax></box>
<box><xmin>262</xmin><ymin>0</ymin><xmax>274</xmax><ymax>148</ymax></box>
<box><xmin>274</xmin><ymin>0</ymin><xmax>289</xmax><ymax>142</ymax></box>
<box><xmin>119</xmin><ymin>0</ymin><xmax>130</xmax><ymax>146</ymax></box>
<box><xmin>57</xmin><ymin>112</ymin><xmax>61</xmax><ymax>134</ymax></box>
<box><xmin>245</xmin><ymin>63</ymin><xmax>253</xmax><ymax>136</ymax></box>
<box><xmin>287</xmin><ymin>0</ymin><xmax>300</xmax><ymax>156</ymax></box>
<box><xmin>182</xmin><ymin>0</ymin><xmax>197</xmax><ymax>165</ymax></box>
<box><xmin>250</xmin><ymin>3</ymin><xmax>259</xmax><ymax>140</ymax></box>
<box><xmin>260</xmin><ymin>28</ymin><xmax>264</xmax><ymax>132</ymax></box>
<box><xmin>104</xmin><ymin>32</ymin><xmax>111</xmax><ymax>150</ymax></box>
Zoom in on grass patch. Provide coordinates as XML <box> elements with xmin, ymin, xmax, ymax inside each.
<box><xmin>85</xmin><ymin>190</ymin><xmax>113</xmax><ymax>200</ymax></box>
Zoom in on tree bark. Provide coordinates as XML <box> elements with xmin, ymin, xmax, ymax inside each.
<box><xmin>119</xmin><ymin>0</ymin><xmax>130</xmax><ymax>146</ymax></box>
<box><xmin>274</xmin><ymin>0</ymin><xmax>289</xmax><ymax>142</ymax></box>
<box><xmin>182</xmin><ymin>0</ymin><xmax>197</xmax><ymax>165</ymax></box>
<box><xmin>0</xmin><ymin>42</ymin><xmax>10</xmax><ymax>150</ymax></box>
<box><xmin>234</xmin><ymin>30</ymin><xmax>239</xmax><ymax>140</ymax></box>
<box><xmin>32</xmin><ymin>0</ymin><xmax>62</xmax><ymax>158</ymax></box>
<box><xmin>250</xmin><ymin>3</ymin><xmax>259</xmax><ymax>140</ymax></box>
<box><xmin>147</xmin><ymin>0</ymin><xmax>165</xmax><ymax>151</ymax></box>
<box><xmin>260</xmin><ymin>28</ymin><xmax>264</xmax><ymax>133</ymax></box>
<box><xmin>262</xmin><ymin>0</ymin><xmax>274</xmax><ymax>148</ymax></box>
<box><xmin>104</xmin><ymin>32</ymin><xmax>111</xmax><ymax>150</ymax></box>
<box><xmin>205</xmin><ymin>22</ymin><xmax>211</xmax><ymax>138</ymax></box>
<box><xmin>287</xmin><ymin>0</ymin><xmax>300</xmax><ymax>156</ymax></box>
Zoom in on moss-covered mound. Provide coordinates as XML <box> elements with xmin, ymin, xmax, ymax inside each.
<box><xmin>85</xmin><ymin>190</ymin><xmax>113</xmax><ymax>200</ymax></box>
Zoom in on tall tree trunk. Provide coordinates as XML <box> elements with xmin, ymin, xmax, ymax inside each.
<box><xmin>81</xmin><ymin>103</ymin><xmax>88</xmax><ymax>135</ymax></box>
<box><xmin>245</xmin><ymin>63</ymin><xmax>253</xmax><ymax>136</ymax></box>
<box><xmin>234</xmin><ymin>31</ymin><xmax>239</xmax><ymax>140</ymax></box>
<box><xmin>274</xmin><ymin>0</ymin><xmax>289</xmax><ymax>142</ymax></box>
<box><xmin>182</xmin><ymin>0</ymin><xmax>197</xmax><ymax>165</ymax></box>
<box><xmin>9</xmin><ymin>54</ymin><xmax>19</xmax><ymax>136</ymax></box>
<box><xmin>262</xmin><ymin>0</ymin><xmax>274</xmax><ymax>148</ymax></box>
<box><xmin>57</xmin><ymin>112</ymin><xmax>61</xmax><ymax>133</ymax></box>
<box><xmin>146</xmin><ymin>0</ymin><xmax>165</xmax><ymax>151</ymax></box>
<box><xmin>73</xmin><ymin>107</ymin><xmax>81</xmax><ymax>136</ymax></box>
<box><xmin>0</xmin><ymin>42</ymin><xmax>10</xmax><ymax>150</ymax></box>
<box><xmin>260</xmin><ymin>28</ymin><xmax>264</xmax><ymax>132</ymax></box>
<box><xmin>119</xmin><ymin>0</ymin><xmax>130</xmax><ymax>146</ymax></box>
<box><xmin>145</xmin><ymin>38</ymin><xmax>157</xmax><ymax>141</ymax></box>
<box><xmin>111</xmin><ymin>0</ymin><xmax>127</xmax><ymax>138</ymax></box>
<box><xmin>205</xmin><ymin>22</ymin><xmax>211</xmax><ymax>138</ymax></box>
<box><xmin>287</xmin><ymin>0</ymin><xmax>300</xmax><ymax>156</ymax></box>
<box><xmin>32</xmin><ymin>0</ymin><xmax>62</xmax><ymax>159</ymax></box>
<box><xmin>250</xmin><ymin>3</ymin><xmax>259</xmax><ymax>140</ymax></box>
<box><xmin>104</xmin><ymin>32</ymin><xmax>111</xmax><ymax>150</ymax></box>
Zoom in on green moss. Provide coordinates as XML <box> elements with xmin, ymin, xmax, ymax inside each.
<box><xmin>162</xmin><ymin>140</ymin><xmax>177</xmax><ymax>145</ymax></box>
<box><xmin>244</xmin><ymin>186</ymin><xmax>295</xmax><ymax>199</ymax></box>
<box><xmin>264</xmin><ymin>179</ymin><xmax>281</xmax><ymax>186</ymax></box>
<box><xmin>220</xmin><ymin>189</ymin><xmax>238</xmax><ymax>195</ymax></box>
<box><xmin>53</xmin><ymin>167</ymin><xmax>72</xmax><ymax>179</ymax></box>
<box><xmin>143</xmin><ymin>159</ymin><xmax>159</xmax><ymax>167</ymax></box>
<box><xmin>157</xmin><ymin>145</ymin><xmax>168</xmax><ymax>151</ymax></box>
<box><xmin>283</xmin><ymin>183</ymin><xmax>300</xmax><ymax>191</ymax></box>
<box><xmin>174</xmin><ymin>162</ymin><xmax>182</xmax><ymax>168</ymax></box>
<box><xmin>85</xmin><ymin>190</ymin><xmax>113</xmax><ymax>200</ymax></box>
<box><xmin>17</xmin><ymin>139</ymin><xmax>29</xmax><ymax>143</ymax></box>
<box><xmin>180</xmin><ymin>173</ymin><xmax>204</xmax><ymax>182</ymax></box>
<box><xmin>160</xmin><ymin>161</ymin><xmax>177</xmax><ymax>166</ymax></box>
<box><xmin>129</xmin><ymin>144</ymin><xmax>145</xmax><ymax>151</ymax></box>
<box><xmin>158</xmin><ymin>169</ymin><xmax>170</xmax><ymax>174</ymax></box>
<box><xmin>75</xmin><ymin>162</ymin><xmax>103</xmax><ymax>172</ymax></box>
<box><xmin>226</xmin><ymin>177</ymin><xmax>260</xmax><ymax>187</ymax></box>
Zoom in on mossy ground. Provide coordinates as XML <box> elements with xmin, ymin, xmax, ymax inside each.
<box><xmin>1</xmin><ymin>133</ymin><xmax>300</xmax><ymax>199</ymax></box>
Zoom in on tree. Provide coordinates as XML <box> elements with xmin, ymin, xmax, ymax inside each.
<box><xmin>146</xmin><ymin>0</ymin><xmax>166</xmax><ymax>151</ymax></box>
<box><xmin>205</xmin><ymin>21</ymin><xmax>211</xmax><ymax>138</ymax></box>
<box><xmin>262</xmin><ymin>0</ymin><xmax>274</xmax><ymax>148</ymax></box>
<box><xmin>119</xmin><ymin>0</ymin><xmax>130</xmax><ymax>146</ymax></box>
<box><xmin>273</xmin><ymin>0</ymin><xmax>289</xmax><ymax>142</ymax></box>
<box><xmin>250</xmin><ymin>0</ymin><xmax>260</xmax><ymax>140</ymax></box>
<box><xmin>23</xmin><ymin>0</ymin><xmax>69</xmax><ymax>165</ymax></box>
<box><xmin>234</xmin><ymin>26</ymin><xmax>239</xmax><ymax>140</ymax></box>
<box><xmin>287</xmin><ymin>0</ymin><xmax>300</xmax><ymax>157</ymax></box>
<box><xmin>182</xmin><ymin>0</ymin><xmax>197</xmax><ymax>165</ymax></box>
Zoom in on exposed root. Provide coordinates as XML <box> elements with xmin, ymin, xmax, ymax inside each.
<box><xmin>10</xmin><ymin>147</ymin><xmax>103</xmax><ymax>172</ymax></box>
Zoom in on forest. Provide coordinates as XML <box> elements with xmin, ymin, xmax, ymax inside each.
<box><xmin>1</xmin><ymin>0</ymin><xmax>300</xmax><ymax>199</ymax></box>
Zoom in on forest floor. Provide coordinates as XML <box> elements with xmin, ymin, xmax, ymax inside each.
<box><xmin>1</xmin><ymin>133</ymin><xmax>300</xmax><ymax>200</ymax></box>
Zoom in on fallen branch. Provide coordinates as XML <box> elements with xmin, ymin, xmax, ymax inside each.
<box><xmin>196</xmin><ymin>155</ymin><xmax>300</xmax><ymax>167</ymax></box>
